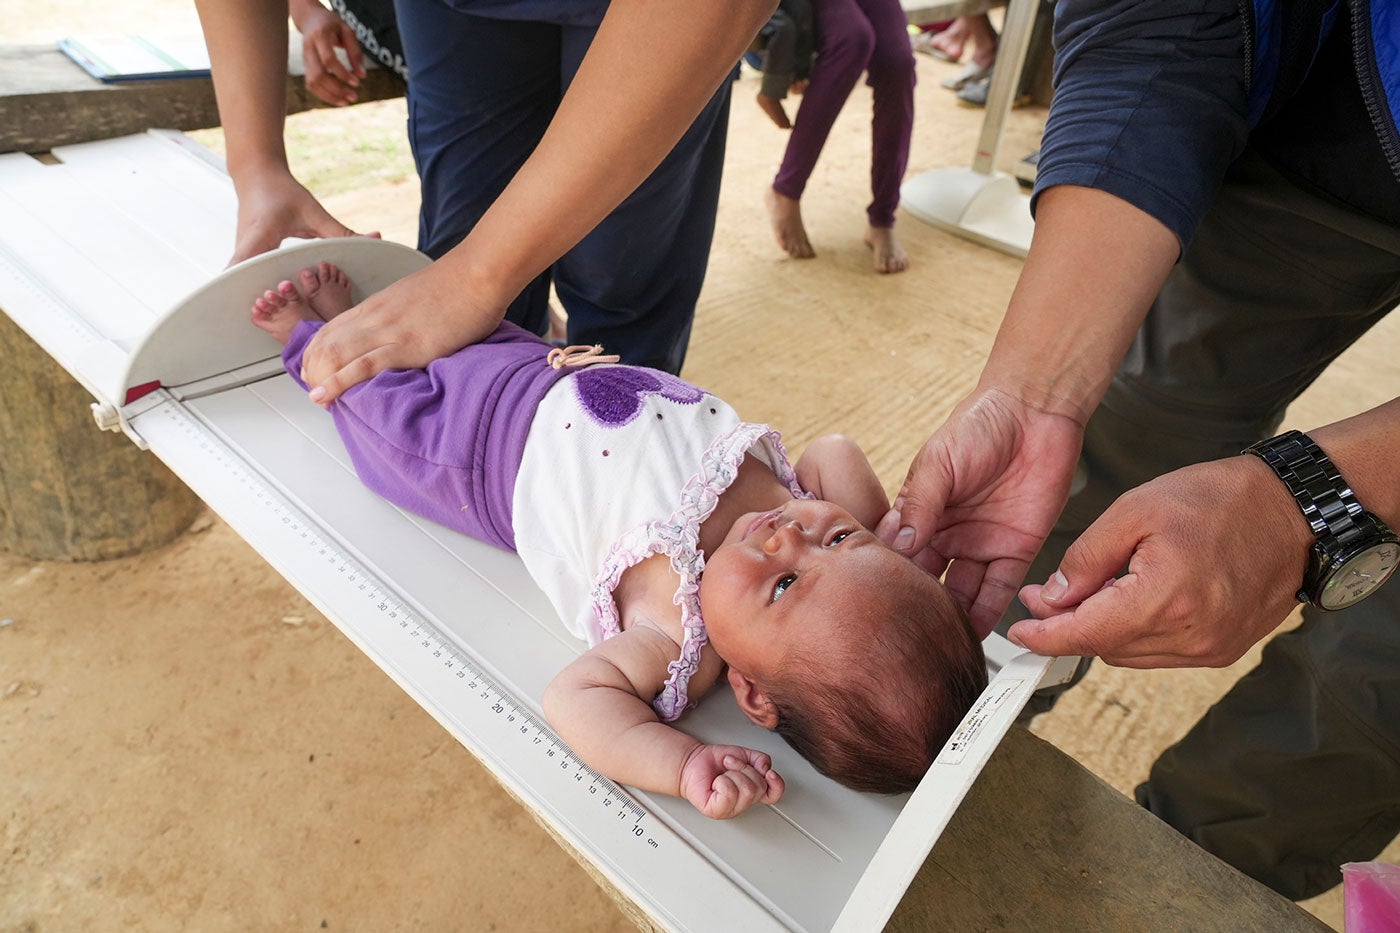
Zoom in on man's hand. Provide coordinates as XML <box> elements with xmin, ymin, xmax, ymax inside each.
<box><xmin>679</xmin><ymin>745</ymin><xmax>784</xmax><ymax>820</ymax></box>
<box><xmin>1010</xmin><ymin>455</ymin><xmax>1312</xmax><ymax>667</ymax></box>
<box><xmin>877</xmin><ymin>387</ymin><xmax>1084</xmax><ymax>637</ymax></box>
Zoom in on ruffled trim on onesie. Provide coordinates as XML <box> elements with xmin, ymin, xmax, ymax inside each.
<box><xmin>590</xmin><ymin>422</ymin><xmax>807</xmax><ymax>722</ymax></box>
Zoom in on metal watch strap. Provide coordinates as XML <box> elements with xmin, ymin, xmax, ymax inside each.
<box><xmin>1245</xmin><ymin>430</ymin><xmax>1369</xmax><ymax>550</ymax></box>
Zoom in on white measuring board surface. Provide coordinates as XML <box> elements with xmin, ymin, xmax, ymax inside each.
<box><xmin>0</xmin><ymin>131</ymin><xmax>1079</xmax><ymax>931</ymax></box>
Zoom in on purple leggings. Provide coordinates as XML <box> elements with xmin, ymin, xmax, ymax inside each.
<box><xmin>772</xmin><ymin>0</ymin><xmax>915</xmax><ymax>228</ymax></box>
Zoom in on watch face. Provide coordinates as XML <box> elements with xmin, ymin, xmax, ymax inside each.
<box><xmin>1319</xmin><ymin>541</ymin><xmax>1400</xmax><ymax>610</ymax></box>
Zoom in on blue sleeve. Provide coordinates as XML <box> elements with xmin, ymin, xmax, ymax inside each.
<box><xmin>1030</xmin><ymin>0</ymin><xmax>1252</xmax><ymax>252</ymax></box>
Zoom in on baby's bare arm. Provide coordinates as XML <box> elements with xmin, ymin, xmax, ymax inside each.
<box><xmin>795</xmin><ymin>434</ymin><xmax>890</xmax><ymax>530</ymax></box>
<box><xmin>543</xmin><ymin>631</ymin><xmax>783</xmax><ymax>819</ymax></box>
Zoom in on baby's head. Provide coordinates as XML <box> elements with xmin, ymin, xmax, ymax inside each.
<box><xmin>700</xmin><ymin>498</ymin><xmax>987</xmax><ymax>794</ymax></box>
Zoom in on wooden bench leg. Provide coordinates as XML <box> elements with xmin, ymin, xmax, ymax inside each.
<box><xmin>0</xmin><ymin>312</ymin><xmax>201</xmax><ymax>560</ymax></box>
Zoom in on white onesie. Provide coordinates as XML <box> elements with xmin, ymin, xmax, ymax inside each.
<box><xmin>512</xmin><ymin>365</ymin><xmax>804</xmax><ymax>721</ymax></box>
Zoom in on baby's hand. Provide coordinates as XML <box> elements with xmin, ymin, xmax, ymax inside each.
<box><xmin>679</xmin><ymin>745</ymin><xmax>784</xmax><ymax>819</ymax></box>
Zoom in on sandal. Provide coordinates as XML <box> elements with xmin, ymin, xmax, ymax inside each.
<box><xmin>955</xmin><ymin>75</ymin><xmax>991</xmax><ymax>107</ymax></box>
<box><xmin>940</xmin><ymin>62</ymin><xmax>992</xmax><ymax>91</ymax></box>
<box><xmin>912</xmin><ymin>31</ymin><xmax>959</xmax><ymax>62</ymax></box>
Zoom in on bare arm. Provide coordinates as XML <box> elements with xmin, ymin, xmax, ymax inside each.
<box><xmin>794</xmin><ymin>434</ymin><xmax>889</xmax><ymax>530</ymax></box>
<box><xmin>299</xmin><ymin>0</ymin><xmax>780</xmax><ymax>403</ymax></box>
<box><xmin>193</xmin><ymin>0</ymin><xmax>364</xmax><ymax>263</ymax></box>
<box><xmin>978</xmin><ymin>185</ymin><xmax>1178</xmax><ymax>424</ymax></box>
<box><xmin>542</xmin><ymin>628</ymin><xmax>783</xmax><ymax>820</ymax></box>
<box><xmin>880</xmin><ymin>186</ymin><xmax>1178</xmax><ymax>633</ymax></box>
<box><xmin>1014</xmin><ymin>397</ymin><xmax>1400</xmax><ymax>666</ymax></box>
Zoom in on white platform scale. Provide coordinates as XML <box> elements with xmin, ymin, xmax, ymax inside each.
<box><xmin>900</xmin><ymin>0</ymin><xmax>1039</xmax><ymax>257</ymax></box>
<box><xmin>0</xmin><ymin>130</ymin><xmax>1079</xmax><ymax>932</ymax></box>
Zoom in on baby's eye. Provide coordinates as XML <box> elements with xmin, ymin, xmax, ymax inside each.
<box><xmin>771</xmin><ymin>574</ymin><xmax>796</xmax><ymax>603</ymax></box>
<box><xmin>825</xmin><ymin>530</ymin><xmax>852</xmax><ymax>547</ymax></box>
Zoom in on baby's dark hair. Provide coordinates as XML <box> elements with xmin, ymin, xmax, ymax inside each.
<box><xmin>766</xmin><ymin>570</ymin><xmax>987</xmax><ymax>794</ymax></box>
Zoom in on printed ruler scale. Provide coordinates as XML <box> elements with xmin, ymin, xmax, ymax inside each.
<box><xmin>0</xmin><ymin>241</ymin><xmax>124</xmax><ymax>406</ymax></box>
<box><xmin>128</xmin><ymin>391</ymin><xmax>791</xmax><ymax>933</ymax></box>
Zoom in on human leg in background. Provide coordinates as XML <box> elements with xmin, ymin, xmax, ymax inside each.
<box><xmin>550</xmin><ymin>25</ymin><xmax>731</xmax><ymax>375</ymax></box>
<box><xmin>1006</xmin><ymin>149</ymin><xmax>1400</xmax><ymax>895</ymax></box>
<box><xmin>936</xmin><ymin>14</ymin><xmax>997</xmax><ymax>92</ymax></box>
<box><xmin>395</xmin><ymin>0</ymin><xmax>560</xmax><ymax>338</ymax></box>
<box><xmin>768</xmin><ymin>0</ymin><xmax>914</xmax><ymax>272</ymax></box>
<box><xmin>769</xmin><ymin>0</ymin><xmax>873</xmax><ymax>260</ymax></box>
<box><xmin>856</xmin><ymin>0</ymin><xmax>915</xmax><ymax>273</ymax></box>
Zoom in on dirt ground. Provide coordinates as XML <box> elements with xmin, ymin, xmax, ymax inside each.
<box><xmin>5</xmin><ymin>5</ymin><xmax>1400</xmax><ymax>930</ymax></box>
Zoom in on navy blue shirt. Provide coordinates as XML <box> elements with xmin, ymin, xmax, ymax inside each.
<box><xmin>1033</xmin><ymin>0</ymin><xmax>1400</xmax><ymax>250</ymax></box>
<box><xmin>441</xmin><ymin>0</ymin><xmax>609</xmax><ymax>27</ymax></box>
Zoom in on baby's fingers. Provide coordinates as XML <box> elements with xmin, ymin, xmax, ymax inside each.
<box><xmin>720</xmin><ymin>756</ymin><xmax>774</xmax><ymax>804</ymax></box>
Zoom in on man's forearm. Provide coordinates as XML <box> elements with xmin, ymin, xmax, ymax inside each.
<box><xmin>980</xmin><ymin>185</ymin><xmax>1179</xmax><ymax>425</ymax></box>
<box><xmin>1311</xmin><ymin>397</ymin><xmax>1400</xmax><ymax>526</ymax></box>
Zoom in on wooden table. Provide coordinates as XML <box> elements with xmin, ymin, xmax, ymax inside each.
<box><xmin>0</xmin><ymin>43</ymin><xmax>1330</xmax><ymax>932</ymax></box>
<box><xmin>0</xmin><ymin>43</ymin><xmax>403</xmax><ymax>153</ymax></box>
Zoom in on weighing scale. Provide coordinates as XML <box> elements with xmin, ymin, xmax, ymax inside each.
<box><xmin>0</xmin><ymin>129</ymin><xmax>1078</xmax><ymax>931</ymax></box>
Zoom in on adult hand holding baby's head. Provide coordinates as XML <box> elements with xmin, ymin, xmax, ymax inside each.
<box><xmin>879</xmin><ymin>387</ymin><xmax>1083</xmax><ymax>638</ymax></box>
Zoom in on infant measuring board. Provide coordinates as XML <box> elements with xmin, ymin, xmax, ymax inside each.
<box><xmin>0</xmin><ymin>130</ymin><xmax>1079</xmax><ymax>932</ymax></box>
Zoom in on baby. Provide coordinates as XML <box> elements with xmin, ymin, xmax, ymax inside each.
<box><xmin>253</xmin><ymin>262</ymin><xmax>987</xmax><ymax>819</ymax></box>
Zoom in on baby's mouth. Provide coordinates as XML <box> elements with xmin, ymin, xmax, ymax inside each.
<box><xmin>742</xmin><ymin>509</ymin><xmax>782</xmax><ymax>541</ymax></box>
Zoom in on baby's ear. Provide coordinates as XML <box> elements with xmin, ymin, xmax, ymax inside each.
<box><xmin>728</xmin><ymin>668</ymin><xmax>779</xmax><ymax>729</ymax></box>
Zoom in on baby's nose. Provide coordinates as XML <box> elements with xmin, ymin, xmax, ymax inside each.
<box><xmin>762</xmin><ymin>519</ymin><xmax>805</xmax><ymax>554</ymax></box>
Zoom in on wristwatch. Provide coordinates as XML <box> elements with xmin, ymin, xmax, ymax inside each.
<box><xmin>1246</xmin><ymin>430</ymin><xmax>1400</xmax><ymax>611</ymax></box>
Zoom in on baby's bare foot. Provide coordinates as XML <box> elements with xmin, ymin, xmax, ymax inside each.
<box><xmin>251</xmin><ymin>278</ymin><xmax>322</xmax><ymax>345</ymax></box>
<box><xmin>756</xmin><ymin>93</ymin><xmax>792</xmax><ymax>129</ymax></box>
<box><xmin>865</xmin><ymin>226</ymin><xmax>909</xmax><ymax>274</ymax></box>
<box><xmin>765</xmin><ymin>187</ymin><xmax>815</xmax><ymax>259</ymax></box>
<box><xmin>299</xmin><ymin>261</ymin><xmax>354</xmax><ymax>320</ymax></box>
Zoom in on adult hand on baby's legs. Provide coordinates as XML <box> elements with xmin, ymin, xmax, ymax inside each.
<box><xmin>679</xmin><ymin>744</ymin><xmax>784</xmax><ymax>819</ymax></box>
<box><xmin>298</xmin><ymin>262</ymin><xmax>507</xmax><ymax>405</ymax></box>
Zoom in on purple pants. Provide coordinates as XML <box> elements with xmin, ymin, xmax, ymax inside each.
<box><xmin>282</xmin><ymin>320</ymin><xmax>568</xmax><ymax>551</ymax></box>
<box><xmin>771</xmin><ymin>0</ymin><xmax>915</xmax><ymax>228</ymax></box>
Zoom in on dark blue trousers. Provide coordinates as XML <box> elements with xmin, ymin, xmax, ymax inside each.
<box><xmin>394</xmin><ymin>0</ymin><xmax>731</xmax><ymax>374</ymax></box>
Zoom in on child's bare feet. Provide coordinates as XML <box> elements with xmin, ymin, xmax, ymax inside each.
<box><xmin>250</xmin><ymin>261</ymin><xmax>354</xmax><ymax>345</ymax></box>
<box><xmin>864</xmin><ymin>226</ymin><xmax>909</xmax><ymax>274</ymax></box>
<box><xmin>297</xmin><ymin>261</ymin><xmax>354</xmax><ymax>320</ymax></box>
<box><xmin>765</xmin><ymin>187</ymin><xmax>815</xmax><ymax>259</ymax></box>
<box><xmin>756</xmin><ymin>93</ymin><xmax>792</xmax><ymax>129</ymax></box>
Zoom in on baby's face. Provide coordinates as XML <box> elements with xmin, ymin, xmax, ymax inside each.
<box><xmin>699</xmin><ymin>498</ymin><xmax>920</xmax><ymax>675</ymax></box>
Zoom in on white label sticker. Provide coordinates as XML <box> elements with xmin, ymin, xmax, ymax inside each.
<box><xmin>935</xmin><ymin>679</ymin><xmax>1023</xmax><ymax>766</ymax></box>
